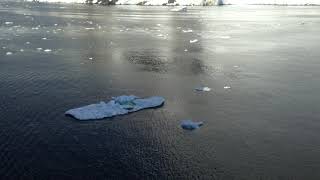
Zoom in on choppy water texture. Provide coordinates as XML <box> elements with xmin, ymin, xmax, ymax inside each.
<box><xmin>1</xmin><ymin>2</ymin><xmax>320</xmax><ymax>179</ymax></box>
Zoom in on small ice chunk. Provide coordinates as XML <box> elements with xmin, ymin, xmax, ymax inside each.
<box><xmin>25</xmin><ymin>42</ymin><xmax>31</xmax><ymax>45</ymax></box>
<box><xmin>65</xmin><ymin>95</ymin><xmax>165</xmax><ymax>120</ymax></box>
<box><xmin>195</xmin><ymin>87</ymin><xmax>211</xmax><ymax>92</ymax></box>
<box><xmin>42</xmin><ymin>37</ymin><xmax>47</xmax><ymax>40</ymax></box>
<box><xmin>85</xmin><ymin>27</ymin><xmax>95</xmax><ymax>30</ymax></box>
<box><xmin>181</xmin><ymin>120</ymin><xmax>203</xmax><ymax>130</ymax></box>
<box><xmin>184</xmin><ymin>49</ymin><xmax>188</xmax><ymax>52</ymax></box>
<box><xmin>215</xmin><ymin>36</ymin><xmax>231</xmax><ymax>39</ymax></box>
<box><xmin>37</xmin><ymin>48</ymin><xmax>43</xmax><ymax>51</ymax></box>
<box><xmin>89</xmin><ymin>57</ymin><xmax>93</xmax><ymax>60</ymax></box>
<box><xmin>54</xmin><ymin>24</ymin><xmax>58</xmax><ymax>26</ymax></box>
<box><xmin>224</xmin><ymin>86</ymin><xmax>231</xmax><ymax>89</ymax></box>
<box><xmin>5</xmin><ymin>22</ymin><xmax>13</xmax><ymax>25</ymax></box>
<box><xmin>182</xmin><ymin>29</ymin><xmax>193</xmax><ymax>33</ymax></box>
<box><xmin>20</xmin><ymin>49</ymin><xmax>24</xmax><ymax>52</ymax></box>
<box><xmin>44</xmin><ymin>49</ymin><xmax>52</xmax><ymax>52</ymax></box>
<box><xmin>157</xmin><ymin>34</ymin><xmax>164</xmax><ymax>37</ymax></box>
<box><xmin>190</xmin><ymin>39</ymin><xmax>198</xmax><ymax>43</ymax></box>
<box><xmin>170</xmin><ymin>6</ymin><xmax>187</xmax><ymax>12</ymax></box>
<box><xmin>6</xmin><ymin>52</ymin><xmax>13</xmax><ymax>55</ymax></box>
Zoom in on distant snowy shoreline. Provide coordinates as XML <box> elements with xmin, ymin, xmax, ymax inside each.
<box><xmin>25</xmin><ymin>0</ymin><xmax>320</xmax><ymax>6</ymax></box>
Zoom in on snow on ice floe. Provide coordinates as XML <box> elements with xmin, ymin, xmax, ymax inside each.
<box><xmin>65</xmin><ymin>95</ymin><xmax>165</xmax><ymax>120</ymax></box>
<box><xmin>181</xmin><ymin>120</ymin><xmax>203</xmax><ymax>130</ymax></box>
<box><xmin>6</xmin><ymin>52</ymin><xmax>13</xmax><ymax>55</ymax></box>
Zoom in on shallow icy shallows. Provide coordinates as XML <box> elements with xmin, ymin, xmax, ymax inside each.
<box><xmin>65</xmin><ymin>95</ymin><xmax>165</xmax><ymax>120</ymax></box>
<box><xmin>181</xmin><ymin>120</ymin><xmax>203</xmax><ymax>130</ymax></box>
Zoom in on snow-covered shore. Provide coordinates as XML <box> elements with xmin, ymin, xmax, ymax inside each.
<box><xmin>25</xmin><ymin>0</ymin><xmax>320</xmax><ymax>5</ymax></box>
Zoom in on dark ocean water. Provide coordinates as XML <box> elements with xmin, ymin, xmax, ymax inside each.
<box><xmin>1</xmin><ymin>2</ymin><xmax>320</xmax><ymax>179</ymax></box>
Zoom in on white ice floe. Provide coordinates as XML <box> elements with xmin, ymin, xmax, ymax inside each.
<box><xmin>89</xmin><ymin>57</ymin><xmax>93</xmax><ymax>60</ymax></box>
<box><xmin>224</xmin><ymin>86</ymin><xmax>231</xmax><ymax>89</ymax></box>
<box><xmin>170</xmin><ymin>6</ymin><xmax>187</xmax><ymax>12</ymax></box>
<box><xmin>42</xmin><ymin>37</ymin><xmax>47</xmax><ymax>40</ymax></box>
<box><xmin>20</xmin><ymin>49</ymin><xmax>24</xmax><ymax>52</ymax></box>
<box><xmin>184</xmin><ymin>49</ymin><xmax>188</xmax><ymax>52</ymax></box>
<box><xmin>85</xmin><ymin>27</ymin><xmax>95</xmax><ymax>30</ymax></box>
<box><xmin>37</xmin><ymin>48</ymin><xmax>43</xmax><ymax>51</ymax></box>
<box><xmin>181</xmin><ymin>120</ymin><xmax>203</xmax><ymax>130</ymax></box>
<box><xmin>195</xmin><ymin>87</ymin><xmax>211</xmax><ymax>92</ymax></box>
<box><xmin>190</xmin><ymin>39</ymin><xmax>198</xmax><ymax>43</ymax></box>
<box><xmin>6</xmin><ymin>52</ymin><xmax>13</xmax><ymax>55</ymax></box>
<box><xmin>65</xmin><ymin>95</ymin><xmax>165</xmax><ymax>120</ymax></box>
<box><xmin>44</xmin><ymin>49</ymin><xmax>52</xmax><ymax>52</ymax></box>
<box><xmin>25</xmin><ymin>42</ymin><xmax>31</xmax><ymax>45</ymax></box>
<box><xmin>5</xmin><ymin>22</ymin><xmax>13</xmax><ymax>25</ymax></box>
<box><xmin>215</xmin><ymin>35</ymin><xmax>231</xmax><ymax>39</ymax></box>
<box><xmin>182</xmin><ymin>29</ymin><xmax>193</xmax><ymax>33</ymax></box>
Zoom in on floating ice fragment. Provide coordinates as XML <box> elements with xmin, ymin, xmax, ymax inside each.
<box><xmin>85</xmin><ymin>27</ymin><xmax>95</xmax><ymax>30</ymax></box>
<box><xmin>89</xmin><ymin>57</ymin><xmax>93</xmax><ymax>60</ymax></box>
<box><xmin>216</xmin><ymin>36</ymin><xmax>231</xmax><ymax>39</ymax></box>
<box><xmin>44</xmin><ymin>49</ymin><xmax>52</xmax><ymax>52</ymax></box>
<box><xmin>182</xmin><ymin>29</ymin><xmax>193</xmax><ymax>33</ymax></box>
<box><xmin>170</xmin><ymin>6</ymin><xmax>187</xmax><ymax>12</ymax></box>
<box><xmin>5</xmin><ymin>22</ymin><xmax>13</xmax><ymax>25</ymax></box>
<box><xmin>25</xmin><ymin>42</ymin><xmax>31</xmax><ymax>45</ymax></box>
<box><xmin>181</xmin><ymin>120</ymin><xmax>203</xmax><ymax>130</ymax></box>
<box><xmin>42</xmin><ymin>37</ymin><xmax>47</xmax><ymax>40</ymax></box>
<box><xmin>20</xmin><ymin>49</ymin><xmax>24</xmax><ymax>52</ymax></box>
<box><xmin>195</xmin><ymin>87</ymin><xmax>211</xmax><ymax>92</ymax></box>
<box><xmin>157</xmin><ymin>34</ymin><xmax>164</xmax><ymax>37</ymax></box>
<box><xmin>65</xmin><ymin>95</ymin><xmax>165</xmax><ymax>120</ymax></box>
<box><xmin>190</xmin><ymin>39</ymin><xmax>198</xmax><ymax>43</ymax></box>
<box><xmin>224</xmin><ymin>86</ymin><xmax>231</xmax><ymax>89</ymax></box>
<box><xmin>6</xmin><ymin>52</ymin><xmax>13</xmax><ymax>55</ymax></box>
<box><xmin>184</xmin><ymin>49</ymin><xmax>188</xmax><ymax>52</ymax></box>
<box><xmin>37</xmin><ymin>48</ymin><xmax>43</xmax><ymax>51</ymax></box>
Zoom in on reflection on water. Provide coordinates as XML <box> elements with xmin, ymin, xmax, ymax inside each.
<box><xmin>1</xmin><ymin>2</ymin><xmax>320</xmax><ymax>179</ymax></box>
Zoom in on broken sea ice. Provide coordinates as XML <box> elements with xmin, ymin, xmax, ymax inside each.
<box><xmin>65</xmin><ymin>95</ymin><xmax>165</xmax><ymax>120</ymax></box>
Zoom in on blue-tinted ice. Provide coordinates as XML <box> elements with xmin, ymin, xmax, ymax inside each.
<box><xmin>66</xmin><ymin>95</ymin><xmax>165</xmax><ymax>120</ymax></box>
<box><xmin>181</xmin><ymin>120</ymin><xmax>203</xmax><ymax>130</ymax></box>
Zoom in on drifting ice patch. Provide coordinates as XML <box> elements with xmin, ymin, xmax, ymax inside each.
<box><xmin>195</xmin><ymin>87</ymin><xmax>211</xmax><ymax>92</ymax></box>
<box><xmin>170</xmin><ymin>6</ymin><xmax>187</xmax><ymax>12</ymax></box>
<box><xmin>5</xmin><ymin>22</ymin><xmax>13</xmax><ymax>25</ymax></box>
<box><xmin>65</xmin><ymin>95</ymin><xmax>165</xmax><ymax>120</ymax></box>
<box><xmin>190</xmin><ymin>39</ymin><xmax>198</xmax><ymax>43</ymax></box>
<box><xmin>181</xmin><ymin>120</ymin><xmax>203</xmax><ymax>130</ymax></box>
<box><xmin>44</xmin><ymin>49</ymin><xmax>52</xmax><ymax>52</ymax></box>
<box><xmin>182</xmin><ymin>29</ymin><xmax>193</xmax><ymax>33</ymax></box>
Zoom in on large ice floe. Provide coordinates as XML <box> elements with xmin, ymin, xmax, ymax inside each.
<box><xmin>65</xmin><ymin>95</ymin><xmax>165</xmax><ymax>120</ymax></box>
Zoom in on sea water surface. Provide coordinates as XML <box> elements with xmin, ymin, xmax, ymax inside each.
<box><xmin>1</xmin><ymin>2</ymin><xmax>320</xmax><ymax>179</ymax></box>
